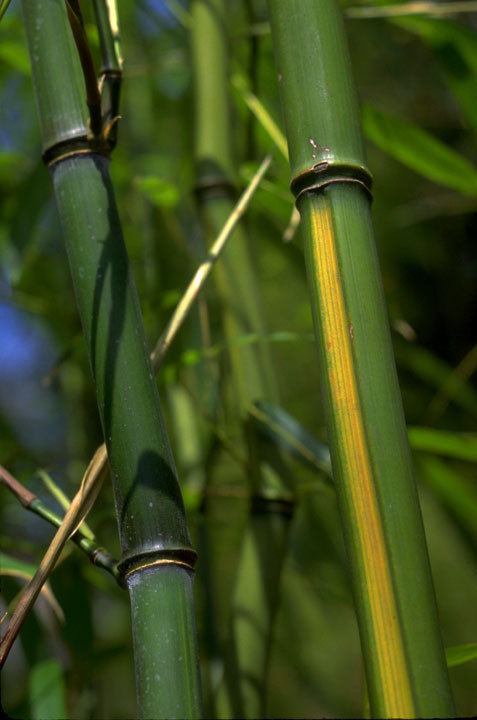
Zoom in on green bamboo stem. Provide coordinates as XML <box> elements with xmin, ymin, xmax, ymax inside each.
<box><xmin>191</xmin><ymin>2</ymin><xmax>292</xmax><ymax>717</ymax></box>
<box><xmin>21</xmin><ymin>1</ymin><xmax>201</xmax><ymax>717</ymax></box>
<box><xmin>191</xmin><ymin>0</ymin><xmax>277</xmax><ymax>407</ymax></box>
<box><xmin>267</xmin><ymin>1</ymin><xmax>454</xmax><ymax>717</ymax></box>
<box><xmin>0</xmin><ymin>158</ymin><xmax>271</xmax><ymax>675</ymax></box>
<box><xmin>91</xmin><ymin>0</ymin><xmax>122</xmax><ymax>149</ymax></box>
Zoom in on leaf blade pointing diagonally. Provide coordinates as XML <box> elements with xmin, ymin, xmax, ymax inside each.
<box><xmin>248</xmin><ymin>401</ymin><xmax>332</xmax><ymax>478</ymax></box>
<box><xmin>37</xmin><ymin>468</ymin><xmax>95</xmax><ymax>541</ymax></box>
<box><xmin>0</xmin><ymin>552</ymin><xmax>64</xmax><ymax>624</ymax></box>
<box><xmin>446</xmin><ymin>642</ymin><xmax>477</xmax><ymax>668</ymax></box>
<box><xmin>0</xmin><ymin>446</ymin><xmax>107</xmax><ymax>668</ymax></box>
<box><xmin>232</xmin><ymin>72</ymin><xmax>289</xmax><ymax>160</ymax></box>
<box><xmin>363</xmin><ymin>103</ymin><xmax>477</xmax><ymax>195</ymax></box>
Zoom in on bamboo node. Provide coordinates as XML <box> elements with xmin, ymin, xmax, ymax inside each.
<box><xmin>291</xmin><ymin>162</ymin><xmax>373</xmax><ymax>205</ymax></box>
<box><xmin>43</xmin><ymin>134</ymin><xmax>111</xmax><ymax>168</ymax></box>
<box><xmin>122</xmin><ymin>557</ymin><xmax>196</xmax><ymax>585</ymax></box>
<box><xmin>118</xmin><ymin>547</ymin><xmax>198</xmax><ymax>587</ymax></box>
<box><xmin>194</xmin><ymin>175</ymin><xmax>236</xmax><ymax>201</ymax></box>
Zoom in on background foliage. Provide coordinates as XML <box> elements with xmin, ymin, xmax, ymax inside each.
<box><xmin>0</xmin><ymin>1</ymin><xmax>476</xmax><ymax>717</ymax></box>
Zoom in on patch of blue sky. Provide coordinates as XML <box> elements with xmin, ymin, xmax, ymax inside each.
<box><xmin>0</xmin><ymin>303</ymin><xmax>67</xmax><ymax>458</ymax></box>
<box><xmin>0</xmin><ymin>75</ymin><xmax>37</xmax><ymax>155</ymax></box>
<box><xmin>137</xmin><ymin>0</ymin><xmax>186</xmax><ymax>35</ymax></box>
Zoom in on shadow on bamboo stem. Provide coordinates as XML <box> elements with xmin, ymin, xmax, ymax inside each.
<box><xmin>21</xmin><ymin>1</ymin><xmax>202</xmax><ymax>716</ymax></box>
<box><xmin>0</xmin><ymin>152</ymin><xmax>272</xmax><ymax>675</ymax></box>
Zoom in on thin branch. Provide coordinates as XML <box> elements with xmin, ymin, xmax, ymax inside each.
<box><xmin>244</xmin><ymin>3</ymin><xmax>477</xmax><ymax>37</ymax></box>
<box><xmin>0</xmin><ymin>156</ymin><xmax>271</xmax><ymax>667</ymax></box>
<box><xmin>92</xmin><ymin>0</ymin><xmax>123</xmax><ymax>149</ymax></box>
<box><xmin>426</xmin><ymin>344</ymin><xmax>477</xmax><ymax>422</ymax></box>
<box><xmin>0</xmin><ymin>464</ymin><xmax>119</xmax><ymax>579</ymax></box>
<box><xmin>347</xmin><ymin>2</ymin><xmax>477</xmax><ymax>19</ymax></box>
<box><xmin>0</xmin><ymin>447</ymin><xmax>109</xmax><ymax>668</ymax></box>
<box><xmin>65</xmin><ymin>0</ymin><xmax>103</xmax><ymax>138</ymax></box>
<box><xmin>150</xmin><ymin>155</ymin><xmax>272</xmax><ymax>367</ymax></box>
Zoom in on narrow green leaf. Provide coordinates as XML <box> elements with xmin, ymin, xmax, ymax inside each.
<box><xmin>29</xmin><ymin>659</ymin><xmax>67</xmax><ymax>720</ymax></box>
<box><xmin>37</xmin><ymin>469</ymin><xmax>95</xmax><ymax>541</ymax></box>
<box><xmin>446</xmin><ymin>642</ymin><xmax>477</xmax><ymax>668</ymax></box>
<box><xmin>0</xmin><ymin>0</ymin><xmax>13</xmax><ymax>22</ymax></box>
<box><xmin>247</xmin><ymin>404</ymin><xmax>477</xmax><ymax>484</ymax></box>
<box><xmin>232</xmin><ymin>72</ymin><xmax>289</xmax><ymax>159</ymax></box>
<box><xmin>249</xmin><ymin>401</ymin><xmax>332</xmax><ymax>477</ymax></box>
<box><xmin>408</xmin><ymin>426</ymin><xmax>477</xmax><ymax>461</ymax></box>
<box><xmin>0</xmin><ymin>551</ymin><xmax>37</xmax><ymax>577</ymax></box>
<box><xmin>417</xmin><ymin>455</ymin><xmax>477</xmax><ymax>540</ymax></box>
<box><xmin>0</xmin><ymin>552</ymin><xmax>65</xmax><ymax>623</ymax></box>
<box><xmin>363</xmin><ymin>103</ymin><xmax>477</xmax><ymax>195</ymax></box>
<box><xmin>396</xmin><ymin>341</ymin><xmax>477</xmax><ymax>421</ymax></box>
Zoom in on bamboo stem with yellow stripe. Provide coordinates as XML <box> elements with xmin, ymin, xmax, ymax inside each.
<box><xmin>267</xmin><ymin>1</ymin><xmax>454</xmax><ymax>716</ymax></box>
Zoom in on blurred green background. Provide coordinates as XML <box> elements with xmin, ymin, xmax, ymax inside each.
<box><xmin>0</xmin><ymin>1</ymin><xmax>476</xmax><ymax>718</ymax></box>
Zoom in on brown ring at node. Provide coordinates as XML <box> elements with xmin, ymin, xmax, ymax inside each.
<box><xmin>291</xmin><ymin>162</ymin><xmax>373</xmax><ymax>206</ymax></box>
<box><xmin>123</xmin><ymin>557</ymin><xmax>196</xmax><ymax>583</ymax></box>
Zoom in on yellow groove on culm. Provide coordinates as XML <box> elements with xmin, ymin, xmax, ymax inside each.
<box><xmin>309</xmin><ymin>198</ymin><xmax>414</xmax><ymax>717</ymax></box>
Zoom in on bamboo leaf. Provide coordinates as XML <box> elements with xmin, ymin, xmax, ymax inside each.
<box><xmin>396</xmin><ymin>341</ymin><xmax>477</xmax><ymax>421</ymax></box>
<box><xmin>249</xmin><ymin>401</ymin><xmax>332</xmax><ymax>477</ymax></box>
<box><xmin>0</xmin><ymin>0</ymin><xmax>13</xmax><ymax>22</ymax></box>
<box><xmin>151</xmin><ymin>155</ymin><xmax>272</xmax><ymax>366</ymax></box>
<box><xmin>348</xmin><ymin>2</ymin><xmax>477</xmax><ymax>19</ymax></box>
<box><xmin>37</xmin><ymin>468</ymin><xmax>95</xmax><ymax>541</ymax></box>
<box><xmin>408</xmin><ymin>426</ymin><xmax>477</xmax><ymax>461</ymax></box>
<box><xmin>0</xmin><ymin>552</ymin><xmax>64</xmax><ymax>623</ymax></box>
<box><xmin>0</xmin><ymin>446</ymin><xmax>107</xmax><ymax>667</ymax></box>
<box><xmin>0</xmin><ymin>551</ymin><xmax>40</xmax><ymax>579</ymax></box>
<box><xmin>446</xmin><ymin>642</ymin><xmax>477</xmax><ymax>668</ymax></box>
<box><xmin>232</xmin><ymin>72</ymin><xmax>289</xmax><ymax>160</ymax></box>
<box><xmin>29</xmin><ymin>659</ymin><xmax>67</xmax><ymax>720</ymax></box>
<box><xmin>417</xmin><ymin>455</ymin><xmax>477</xmax><ymax>542</ymax></box>
<box><xmin>363</xmin><ymin>103</ymin><xmax>477</xmax><ymax>195</ymax></box>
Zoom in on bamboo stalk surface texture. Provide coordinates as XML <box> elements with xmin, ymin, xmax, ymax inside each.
<box><xmin>267</xmin><ymin>0</ymin><xmax>454</xmax><ymax>717</ymax></box>
<box><xmin>22</xmin><ymin>1</ymin><xmax>202</xmax><ymax>717</ymax></box>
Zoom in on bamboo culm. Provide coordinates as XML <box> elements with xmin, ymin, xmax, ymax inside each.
<box><xmin>191</xmin><ymin>2</ymin><xmax>293</xmax><ymax>717</ymax></box>
<box><xmin>22</xmin><ymin>1</ymin><xmax>202</xmax><ymax>717</ymax></box>
<box><xmin>267</xmin><ymin>0</ymin><xmax>454</xmax><ymax>717</ymax></box>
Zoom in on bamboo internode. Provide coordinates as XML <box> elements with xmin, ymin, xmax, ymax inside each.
<box><xmin>21</xmin><ymin>1</ymin><xmax>202</xmax><ymax>716</ymax></box>
<box><xmin>267</xmin><ymin>0</ymin><xmax>455</xmax><ymax>716</ymax></box>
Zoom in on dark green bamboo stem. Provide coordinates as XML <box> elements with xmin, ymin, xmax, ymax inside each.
<box><xmin>191</xmin><ymin>2</ymin><xmax>292</xmax><ymax>717</ymax></box>
<box><xmin>91</xmin><ymin>0</ymin><xmax>122</xmax><ymax>149</ymax></box>
<box><xmin>267</xmin><ymin>1</ymin><xmax>454</xmax><ymax>717</ymax></box>
<box><xmin>22</xmin><ymin>2</ymin><xmax>201</xmax><ymax>717</ymax></box>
